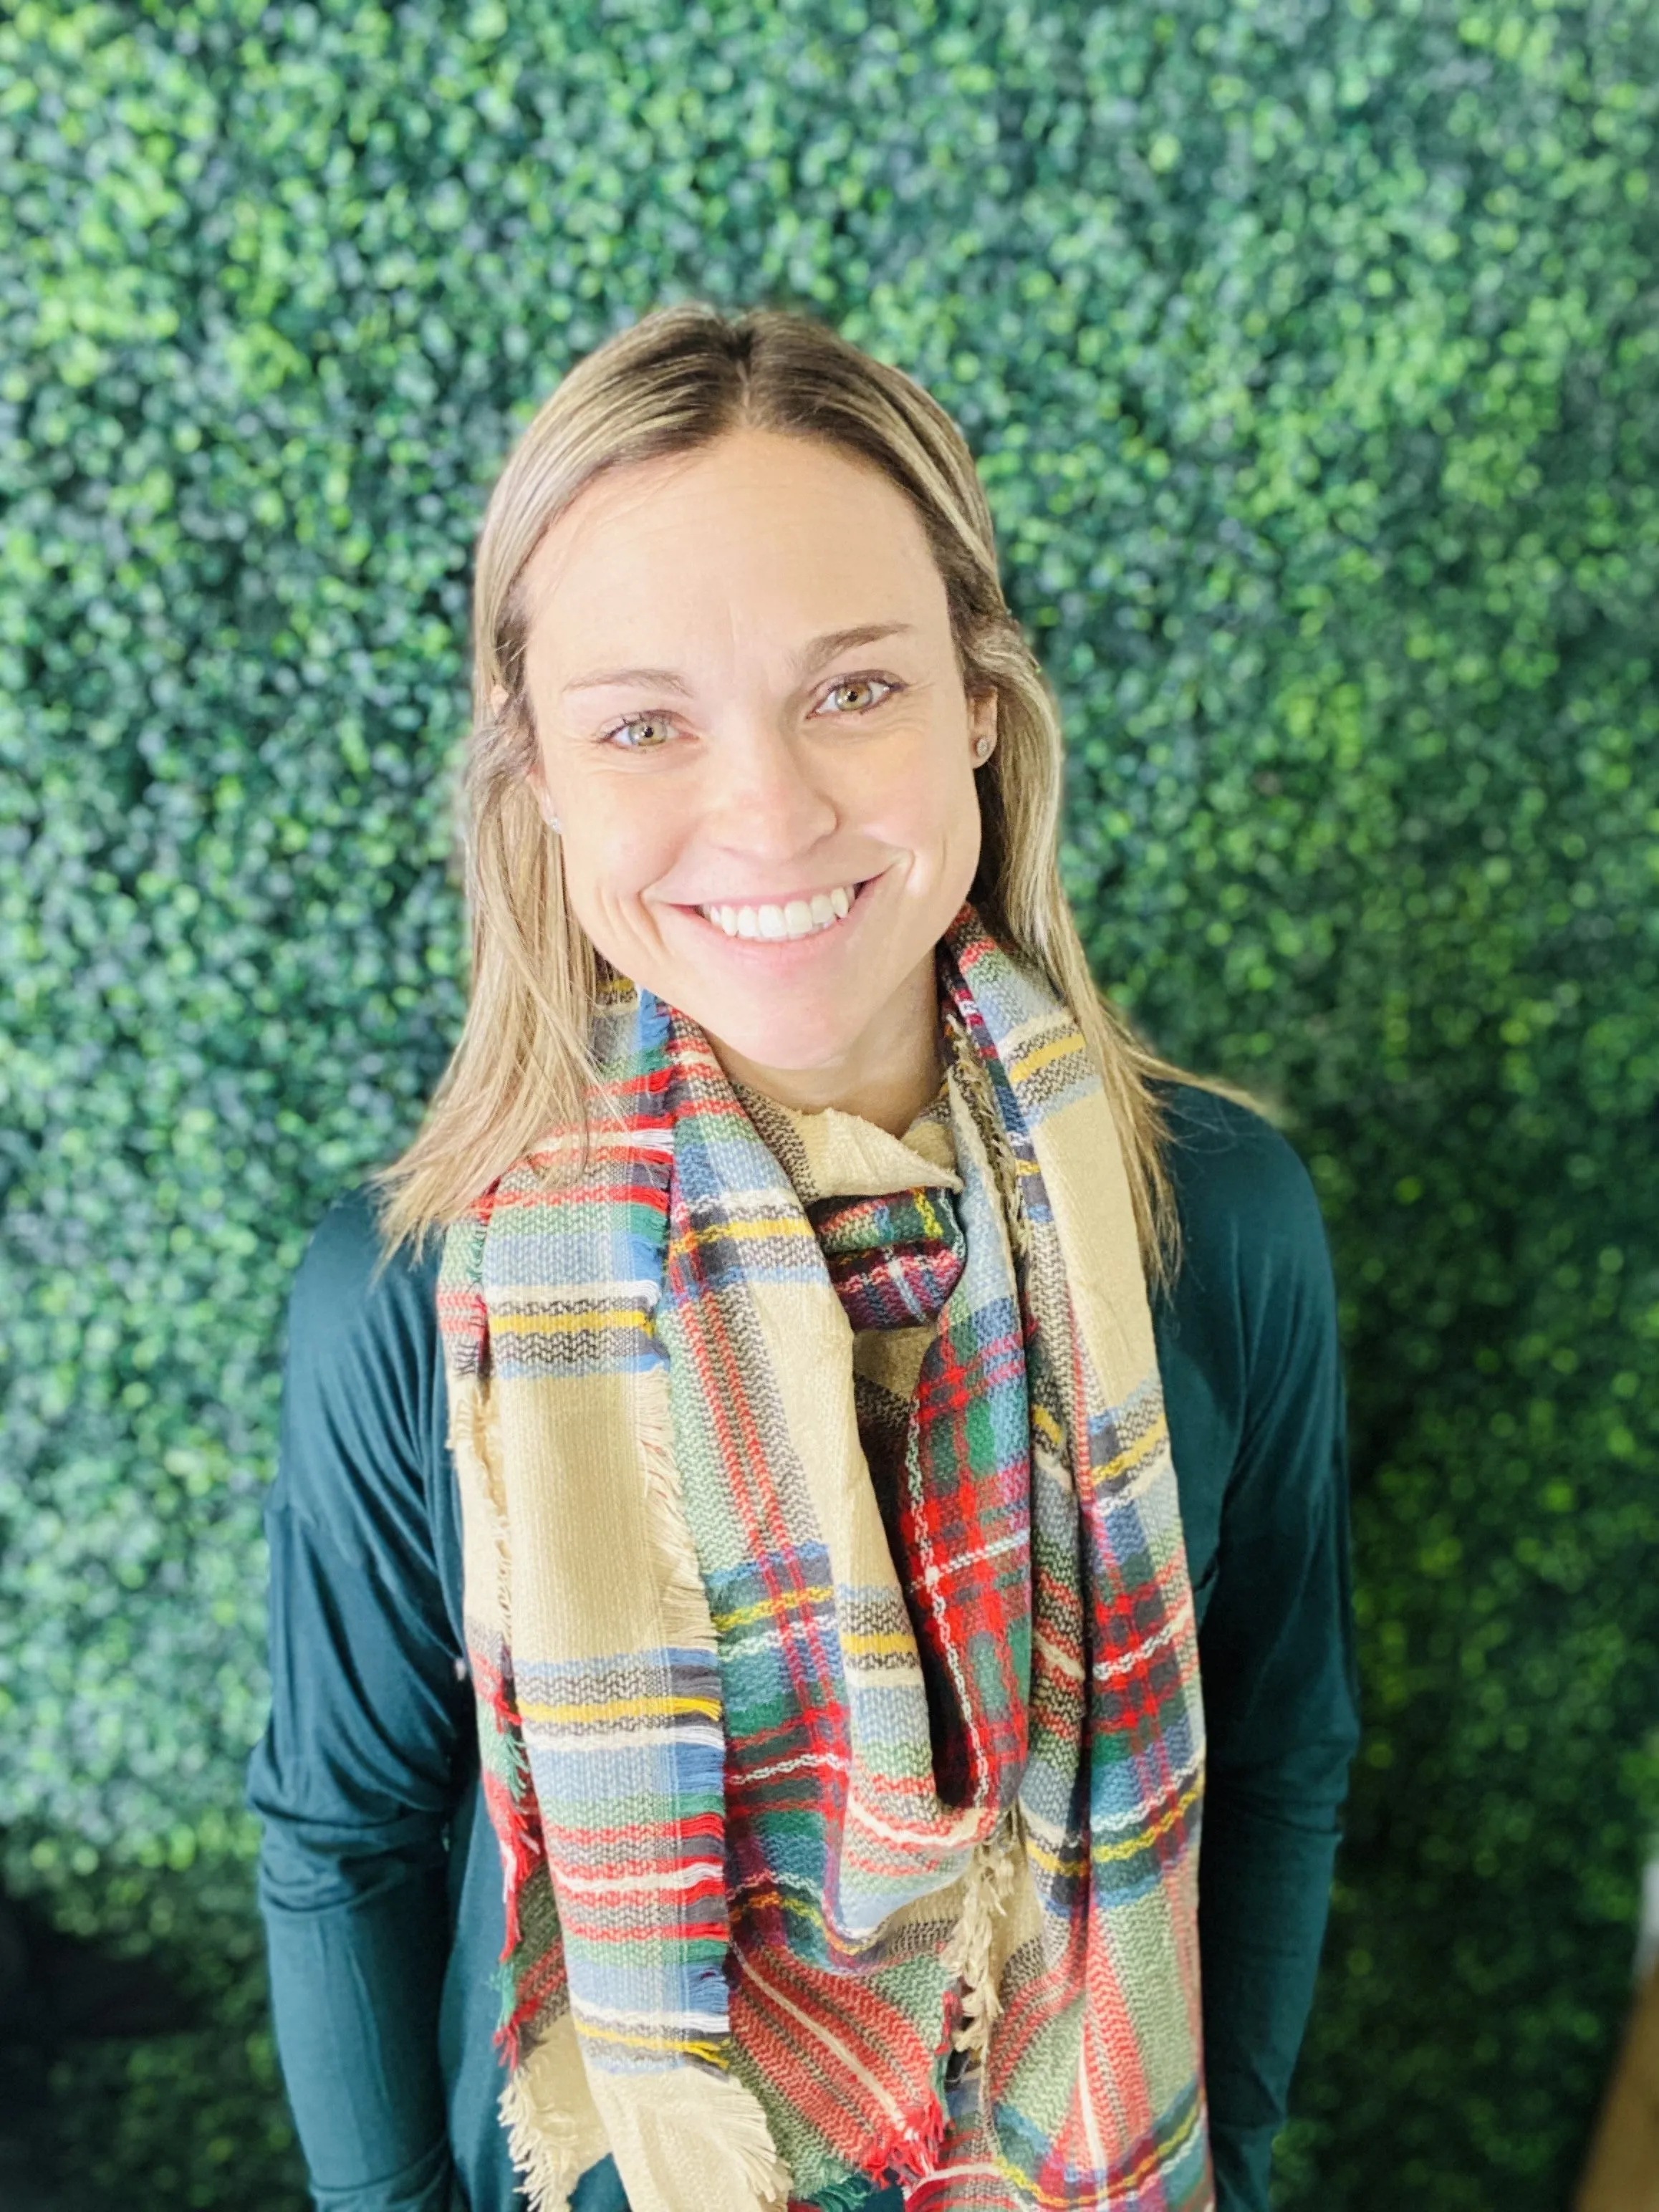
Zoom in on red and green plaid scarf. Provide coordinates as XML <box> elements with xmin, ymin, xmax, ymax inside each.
<box><xmin>437</xmin><ymin>903</ymin><xmax>1211</xmax><ymax>2212</ymax></box>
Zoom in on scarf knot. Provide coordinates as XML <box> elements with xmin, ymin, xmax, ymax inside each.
<box><xmin>808</xmin><ymin>1183</ymin><xmax>966</xmax><ymax>1332</ymax></box>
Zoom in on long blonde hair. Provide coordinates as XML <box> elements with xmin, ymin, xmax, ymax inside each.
<box><xmin>367</xmin><ymin>300</ymin><xmax>1264</xmax><ymax>1299</ymax></box>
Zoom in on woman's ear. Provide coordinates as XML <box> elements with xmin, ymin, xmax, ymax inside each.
<box><xmin>492</xmin><ymin>684</ymin><xmax>560</xmax><ymax>829</ymax></box>
<box><xmin>971</xmin><ymin>688</ymin><xmax>999</xmax><ymax>761</ymax></box>
<box><xmin>525</xmin><ymin>759</ymin><xmax>562</xmax><ymax>835</ymax></box>
<box><xmin>524</xmin><ymin>760</ymin><xmax>561</xmax><ymax>832</ymax></box>
<box><xmin>491</xmin><ymin>683</ymin><xmax>560</xmax><ymax>827</ymax></box>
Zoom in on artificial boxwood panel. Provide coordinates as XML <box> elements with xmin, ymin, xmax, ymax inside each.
<box><xmin>2</xmin><ymin>1</ymin><xmax>1655</xmax><ymax>2206</ymax></box>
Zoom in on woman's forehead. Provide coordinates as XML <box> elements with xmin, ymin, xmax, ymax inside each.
<box><xmin>519</xmin><ymin>432</ymin><xmax>946</xmax><ymax>676</ymax></box>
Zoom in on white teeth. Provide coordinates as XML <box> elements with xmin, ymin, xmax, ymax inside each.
<box><xmin>697</xmin><ymin>883</ymin><xmax>860</xmax><ymax>940</ymax></box>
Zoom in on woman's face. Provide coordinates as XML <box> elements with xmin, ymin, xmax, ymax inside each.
<box><xmin>509</xmin><ymin>426</ymin><xmax>996</xmax><ymax>1109</ymax></box>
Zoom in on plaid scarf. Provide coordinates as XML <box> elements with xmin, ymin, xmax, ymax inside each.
<box><xmin>436</xmin><ymin>903</ymin><xmax>1211</xmax><ymax>2212</ymax></box>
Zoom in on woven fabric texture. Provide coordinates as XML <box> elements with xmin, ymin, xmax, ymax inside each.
<box><xmin>435</xmin><ymin>904</ymin><xmax>1210</xmax><ymax>2212</ymax></box>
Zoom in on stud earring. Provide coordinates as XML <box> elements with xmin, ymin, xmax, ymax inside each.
<box><xmin>973</xmin><ymin>734</ymin><xmax>994</xmax><ymax>761</ymax></box>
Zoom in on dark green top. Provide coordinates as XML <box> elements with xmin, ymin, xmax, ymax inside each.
<box><xmin>244</xmin><ymin>1080</ymin><xmax>1360</xmax><ymax>2212</ymax></box>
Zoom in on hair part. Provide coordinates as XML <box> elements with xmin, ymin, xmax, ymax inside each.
<box><xmin>365</xmin><ymin>299</ymin><xmax>1269</xmax><ymax>1302</ymax></box>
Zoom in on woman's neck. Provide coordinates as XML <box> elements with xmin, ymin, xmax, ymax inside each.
<box><xmin>706</xmin><ymin>951</ymin><xmax>943</xmax><ymax>1136</ymax></box>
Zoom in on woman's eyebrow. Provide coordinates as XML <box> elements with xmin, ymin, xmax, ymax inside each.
<box><xmin>560</xmin><ymin>620</ymin><xmax>917</xmax><ymax>697</ymax></box>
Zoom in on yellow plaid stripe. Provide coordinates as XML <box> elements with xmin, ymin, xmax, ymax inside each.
<box><xmin>519</xmin><ymin>1693</ymin><xmax>722</xmax><ymax>1724</ymax></box>
<box><xmin>491</xmin><ymin>1307</ymin><xmax>650</xmax><ymax>1335</ymax></box>
<box><xmin>1008</xmin><ymin>1029</ymin><xmax>1088</xmax><ymax>1085</ymax></box>
<box><xmin>710</xmin><ymin>1585</ymin><xmax>834</xmax><ymax>1632</ymax></box>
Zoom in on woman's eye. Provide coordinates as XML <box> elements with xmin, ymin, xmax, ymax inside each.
<box><xmin>600</xmin><ymin>712</ymin><xmax>677</xmax><ymax>751</ymax></box>
<box><xmin>819</xmin><ymin>675</ymin><xmax>898</xmax><ymax>715</ymax></box>
<box><xmin>600</xmin><ymin>676</ymin><xmax>898</xmax><ymax>749</ymax></box>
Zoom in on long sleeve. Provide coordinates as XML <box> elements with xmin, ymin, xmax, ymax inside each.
<box><xmin>1164</xmin><ymin>1094</ymin><xmax>1362</xmax><ymax>2211</ymax></box>
<box><xmin>244</xmin><ymin>1188</ymin><xmax>469</xmax><ymax>2212</ymax></box>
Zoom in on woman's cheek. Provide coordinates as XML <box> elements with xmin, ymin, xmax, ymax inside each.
<box><xmin>576</xmin><ymin>790</ymin><xmax>683</xmax><ymax>893</ymax></box>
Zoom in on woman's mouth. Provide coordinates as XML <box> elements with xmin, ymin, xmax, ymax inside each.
<box><xmin>688</xmin><ymin>876</ymin><xmax>873</xmax><ymax>943</ymax></box>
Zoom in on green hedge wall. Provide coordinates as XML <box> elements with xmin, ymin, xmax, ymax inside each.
<box><xmin>4</xmin><ymin>0</ymin><xmax>1656</xmax><ymax>2204</ymax></box>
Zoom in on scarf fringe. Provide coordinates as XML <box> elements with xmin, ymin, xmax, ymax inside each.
<box><xmin>944</xmin><ymin>1003</ymin><xmax>1030</xmax><ymax>1269</ymax></box>
<box><xmin>448</xmin><ymin>1374</ymin><xmax>544</xmax><ymax>1986</ymax></box>
<box><xmin>592</xmin><ymin>2066</ymin><xmax>794</xmax><ymax>2212</ymax></box>
<box><xmin>449</xmin><ymin>1369</ymin><xmax>516</xmax><ymax>1632</ymax></box>
<box><xmin>808</xmin><ymin>1821</ymin><xmax>1020</xmax><ymax>2212</ymax></box>
<box><xmin>861</xmin><ymin>2073</ymin><xmax>953</xmax><ymax>2194</ymax></box>
<box><xmin>498</xmin><ymin>2022</ymin><xmax>607</xmax><ymax>2212</ymax></box>
<box><xmin>939</xmin><ymin>1809</ymin><xmax>1021</xmax><ymax>2060</ymax></box>
<box><xmin>634</xmin><ymin>1362</ymin><xmax>713</xmax><ymax>1640</ymax></box>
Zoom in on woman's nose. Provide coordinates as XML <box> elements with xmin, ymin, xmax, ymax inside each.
<box><xmin>699</xmin><ymin>720</ymin><xmax>838</xmax><ymax>860</ymax></box>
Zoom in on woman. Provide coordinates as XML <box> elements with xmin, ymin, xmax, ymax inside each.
<box><xmin>246</xmin><ymin>302</ymin><xmax>1360</xmax><ymax>2212</ymax></box>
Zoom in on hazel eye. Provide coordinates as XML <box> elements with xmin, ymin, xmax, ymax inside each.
<box><xmin>819</xmin><ymin>675</ymin><xmax>899</xmax><ymax>715</ymax></box>
<box><xmin>601</xmin><ymin>712</ymin><xmax>677</xmax><ymax>751</ymax></box>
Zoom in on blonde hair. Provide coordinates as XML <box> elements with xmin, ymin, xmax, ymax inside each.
<box><xmin>366</xmin><ymin>299</ymin><xmax>1266</xmax><ymax>1299</ymax></box>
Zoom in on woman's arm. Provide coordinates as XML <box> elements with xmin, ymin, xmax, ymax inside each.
<box><xmin>1175</xmin><ymin>1101</ymin><xmax>1363</xmax><ymax>2212</ymax></box>
<box><xmin>244</xmin><ymin>1191</ymin><xmax>470</xmax><ymax>2212</ymax></box>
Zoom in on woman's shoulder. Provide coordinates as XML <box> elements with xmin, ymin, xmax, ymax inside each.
<box><xmin>1146</xmin><ymin>1077</ymin><xmax>1337</xmax><ymax>1328</ymax></box>
<box><xmin>1153</xmin><ymin>1077</ymin><xmax>1324</xmax><ymax>1228</ymax></box>
<box><xmin>293</xmin><ymin>1180</ymin><xmax>443</xmax><ymax>1303</ymax></box>
<box><xmin>274</xmin><ymin>1183</ymin><xmax>447</xmax><ymax>1553</ymax></box>
<box><xmin>287</xmin><ymin>1183</ymin><xmax>445</xmax><ymax>1374</ymax></box>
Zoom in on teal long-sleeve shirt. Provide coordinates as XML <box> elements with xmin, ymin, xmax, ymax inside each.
<box><xmin>244</xmin><ymin>1079</ymin><xmax>1361</xmax><ymax>2212</ymax></box>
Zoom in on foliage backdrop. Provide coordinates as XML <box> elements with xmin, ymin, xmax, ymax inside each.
<box><xmin>3</xmin><ymin>0</ymin><xmax>1656</xmax><ymax>2205</ymax></box>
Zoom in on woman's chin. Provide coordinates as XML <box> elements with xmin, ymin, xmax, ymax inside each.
<box><xmin>688</xmin><ymin>999</ymin><xmax>872</xmax><ymax>1082</ymax></box>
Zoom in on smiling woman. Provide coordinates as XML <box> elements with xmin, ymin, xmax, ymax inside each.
<box><xmin>502</xmin><ymin>427</ymin><xmax>997</xmax><ymax>1134</ymax></box>
<box><xmin>245</xmin><ymin>302</ymin><xmax>1360</xmax><ymax>2212</ymax></box>
<box><xmin>368</xmin><ymin>301</ymin><xmax>1210</xmax><ymax>1289</ymax></box>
